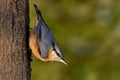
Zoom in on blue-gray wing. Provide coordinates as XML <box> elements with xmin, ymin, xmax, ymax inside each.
<box><xmin>37</xmin><ymin>22</ymin><xmax>63</xmax><ymax>58</ymax></box>
<box><xmin>37</xmin><ymin>23</ymin><xmax>56</xmax><ymax>58</ymax></box>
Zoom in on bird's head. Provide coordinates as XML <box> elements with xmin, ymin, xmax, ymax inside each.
<box><xmin>49</xmin><ymin>49</ymin><xmax>67</xmax><ymax>65</ymax></box>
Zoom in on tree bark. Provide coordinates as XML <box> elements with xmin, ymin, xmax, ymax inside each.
<box><xmin>0</xmin><ymin>0</ymin><xmax>31</xmax><ymax>80</ymax></box>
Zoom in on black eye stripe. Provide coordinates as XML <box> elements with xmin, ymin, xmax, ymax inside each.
<box><xmin>52</xmin><ymin>42</ymin><xmax>55</xmax><ymax>47</ymax></box>
<box><xmin>52</xmin><ymin>42</ymin><xmax>62</xmax><ymax>58</ymax></box>
<box><xmin>53</xmin><ymin>48</ymin><xmax>61</xmax><ymax>58</ymax></box>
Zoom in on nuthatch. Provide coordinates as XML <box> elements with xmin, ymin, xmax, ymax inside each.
<box><xmin>29</xmin><ymin>4</ymin><xmax>67</xmax><ymax>65</ymax></box>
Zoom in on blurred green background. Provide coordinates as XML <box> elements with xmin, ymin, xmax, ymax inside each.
<box><xmin>30</xmin><ymin>0</ymin><xmax>120</xmax><ymax>80</ymax></box>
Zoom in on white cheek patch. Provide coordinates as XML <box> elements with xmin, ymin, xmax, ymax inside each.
<box><xmin>51</xmin><ymin>50</ymin><xmax>67</xmax><ymax>65</ymax></box>
<box><xmin>51</xmin><ymin>50</ymin><xmax>58</xmax><ymax>58</ymax></box>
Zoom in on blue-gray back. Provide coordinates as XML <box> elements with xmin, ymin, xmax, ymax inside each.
<box><xmin>37</xmin><ymin>22</ymin><xmax>63</xmax><ymax>58</ymax></box>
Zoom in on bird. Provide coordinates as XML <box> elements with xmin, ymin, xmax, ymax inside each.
<box><xmin>29</xmin><ymin>4</ymin><xmax>67</xmax><ymax>65</ymax></box>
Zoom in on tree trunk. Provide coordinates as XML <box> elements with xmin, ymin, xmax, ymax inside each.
<box><xmin>0</xmin><ymin>0</ymin><xmax>31</xmax><ymax>80</ymax></box>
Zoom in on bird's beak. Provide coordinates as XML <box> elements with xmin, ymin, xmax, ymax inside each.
<box><xmin>59</xmin><ymin>59</ymin><xmax>68</xmax><ymax>65</ymax></box>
